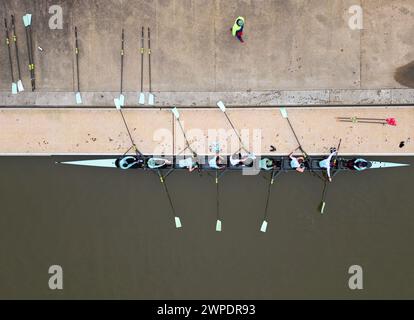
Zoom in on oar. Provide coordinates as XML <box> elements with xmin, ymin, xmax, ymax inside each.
<box><xmin>215</xmin><ymin>170</ymin><xmax>222</xmax><ymax>232</ymax></box>
<box><xmin>279</xmin><ymin>107</ymin><xmax>309</xmax><ymax>158</ymax></box>
<box><xmin>319</xmin><ymin>139</ymin><xmax>341</xmax><ymax>214</ymax></box>
<box><xmin>171</xmin><ymin>107</ymin><xmax>197</xmax><ymax>157</ymax></box>
<box><xmin>338</xmin><ymin>119</ymin><xmax>387</xmax><ymax>124</ymax></box>
<box><xmin>113</xmin><ymin>30</ymin><xmax>144</xmax><ymax>159</ymax></box>
<box><xmin>74</xmin><ymin>26</ymin><xmax>82</xmax><ymax>104</ymax></box>
<box><xmin>4</xmin><ymin>18</ymin><xmax>17</xmax><ymax>94</ymax></box>
<box><xmin>23</xmin><ymin>14</ymin><xmax>33</xmax><ymax>91</ymax></box>
<box><xmin>11</xmin><ymin>15</ymin><xmax>24</xmax><ymax>92</ymax></box>
<box><xmin>260</xmin><ymin>169</ymin><xmax>282</xmax><ymax>232</ymax></box>
<box><xmin>217</xmin><ymin>101</ymin><xmax>250</xmax><ymax>153</ymax></box>
<box><xmin>23</xmin><ymin>13</ymin><xmax>35</xmax><ymax>91</ymax></box>
<box><xmin>319</xmin><ymin>181</ymin><xmax>328</xmax><ymax>214</ymax></box>
<box><xmin>260</xmin><ymin>171</ymin><xmax>273</xmax><ymax>233</ymax></box>
<box><xmin>138</xmin><ymin>26</ymin><xmax>145</xmax><ymax>104</ymax></box>
<box><xmin>147</xmin><ymin>27</ymin><xmax>154</xmax><ymax>105</ymax></box>
<box><xmin>119</xmin><ymin>29</ymin><xmax>125</xmax><ymax>107</ymax></box>
<box><xmin>157</xmin><ymin>169</ymin><xmax>182</xmax><ymax>229</ymax></box>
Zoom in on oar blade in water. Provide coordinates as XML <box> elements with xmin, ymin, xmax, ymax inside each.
<box><xmin>175</xmin><ymin>216</ymin><xmax>182</xmax><ymax>229</ymax></box>
<box><xmin>260</xmin><ymin>220</ymin><xmax>268</xmax><ymax>233</ymax></box>
<box><xmin>320</xmin><ymin>201</ymin><xmax>326</xmax><ymax>214</ymax></box>
<box><xmin>215</xmin><ymin>219</ymin><xmax>222</xmax><ymax>232</ymax></box>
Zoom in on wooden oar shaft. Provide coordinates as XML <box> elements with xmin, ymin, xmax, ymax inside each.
<box><xmin>4</xmin><ymin>19</ymin><xmax>15</xmax><ymax>82</ymax></box>
<box><xmin>158</xmin><ymin>169</ymin><xmax>176</xmax><ymax>217</ymax></box>
<box><xmin>337</xmin><ymin>117</ymin><xmax>387</xmax><ymax>120</ymax></box>
<box><xmin>75</xmin><ymin>26</ymin><xmax>80</xmax><ymax>92</ymax></box>
<box><xmin>11</xmin><ymin>15</ymin><xmax>22</xmax><ymax>79</ymax></box>
<box><xmin>223</xmin><ymin>112</ymin><xmax>249</xmax><ymax>153</ymax></box>
<box><xmin>176</xmin><ymin>117</ymin><xmax>197</xmax><ymax>156</ymax></box>
<box><xmin>120</xmin><ymin>29</ymin><xmax>124</xmax><ymax>94</ymax></box>
<box><xmin>338</xmin><ymin>119</ymin><xmax>386</xmax><ymax>124</ymax></box>
<box><xmin>148</xmin><ymin>27</ymin><xmax>152</xmax><ymax>93</ymax></box>
<box><xmin>140</xmin><ymin>26</ymin><xmax>144</xmax><ymax>92</ymax></box>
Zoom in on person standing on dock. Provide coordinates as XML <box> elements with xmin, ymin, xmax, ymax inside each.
<box><xmin>230</xmin><ymin>16</ymin><xmax>245</xmax><ymax>43</ymax></box>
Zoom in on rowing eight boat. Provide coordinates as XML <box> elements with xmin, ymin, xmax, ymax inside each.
<box><xmin>57</xmin><ymin>155</ymin><xmax>409</xmax><ymax>171</ymax></box>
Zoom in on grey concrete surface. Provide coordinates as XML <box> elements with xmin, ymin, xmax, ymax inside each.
<box><xmin>1</xmin><ymin>0</ymin><xmax>414</xmax><ymax>96</ymax></box>
<box><xmin>1</xmin><ymin>89</ymin><xmax>414</xmax><ymax>107</ymax></box>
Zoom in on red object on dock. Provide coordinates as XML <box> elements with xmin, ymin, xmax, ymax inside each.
<box><xmin>386</xmin><ymin>118</ymin><xmax>397</xmax><ymax>126</ymax></box>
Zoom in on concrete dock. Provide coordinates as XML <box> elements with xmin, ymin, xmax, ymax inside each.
<box><xmin>0</xmin><ymin>107</ymin><xmax>412</xmax><ymax>155</ymax></box>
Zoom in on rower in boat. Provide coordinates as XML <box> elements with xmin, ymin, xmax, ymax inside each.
<box><xmin>319</xmin><ymin>148</ymin><xmax>337</xmax><ymax>182</ymax></box>
<box><xmin>259</xmin><ymin>157</ymin><xmax>277</xmax><ymax>171</ymax></box>
<box><xmin>229</xmin><ymin>153</ymin><xmax>255</xmax><ymax>167</ymax></box>
<box><xmin>289</xmin><ymin>152</ymin><xmax>305</xmax><ymax>173</ymax></box>
<box><xmin>346</xmin><ymin>158</ymin><xmax>371</xmax><ymax>171</ymax></box>
<box><xmin>147</xmin><ymin>157</ymin><xmax>172</xmax><ymax>169</ymax></box>
<box><xmin>209</xmin><ymin>153</ymin><xmax>226</xmax><ymax>170</ymax></box>
<box><xmin>117</xmin><ymin>156</ymin><xmax>145</xmax><ymax>169</ymax></box>
<box><xmin>178</xmin><ymin>156</ymin><xmax>199</xmax><ymax>172</ymax></box>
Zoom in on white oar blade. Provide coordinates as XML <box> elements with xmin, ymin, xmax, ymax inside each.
<box><xmin>17</xmin><ymin>80</ymin><xmax>24</xmax><ymax>92</ymax></box>
<box><xmin>27</xmin><ymin>14</ymin><xmax>32</xmax><ymax>25</ymax></box>
<box><xmin>23</xmin><ymin>15</ymin><xmax>29</xmax><ymax>27</ymax></box>
<box><xmin>279</xmin><ymin>107</ymin><xmax>288</xmax><ymax>118</ymax></box>
<box><xmin>11</xmin><ymin>83</ymin><xmax>18</xmax><ymax>94</ymax></box>
<box><xmin>320</xmin><ymin>202</ymin><xmax>326</xmax><ymax>214</ymax></box>
<box><xmin>215</xmin><ymin>219</ymin><xmax>222</xmax><ymax>232</ymax></box>
<box><xmin>75</xmin><ymin>92</ymin><xmax>82</xmax><ymax>104</ymax></box>
<box><xmin>217</xmin><ymin>100</ymin><xmax>226</xmax><ymax>112</ymax></box>
<box><xmin>171</xmin><ymin>107</ymin><xmax>180</xmax><ymax>119</ymax></box>
<box><xmin>148</xmin><ymin>93</ymin><xmax>155</xmax><ymax>105</ymax></box>
<box><xmin>114</xmin><ymin>98</ymin><xmax>121</xmax><ymax>110</ymax></box>
<box><xmin>175</xmin><ymin>216</ymin><xmax>182</xmax><ymax>229</ymax></box>
<box><xmin>260</xmin><ymin>220</ymin><xmax>268</xmax><ymax>233</ymax></box>
<box><xmin>138</xmin><ymin>92</ymin><xmax>145</xmax><ymax>105</ymax></box>
<box><xmin>119</xmin><ymin>94</ymin><xmax>125</xmax><ymax>107</ymax></box>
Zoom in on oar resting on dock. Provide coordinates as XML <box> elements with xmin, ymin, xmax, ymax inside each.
<box><xmin>337</xmin><ymin>117</ymin><xmax>397</xmax><ymax>126</ymax></box>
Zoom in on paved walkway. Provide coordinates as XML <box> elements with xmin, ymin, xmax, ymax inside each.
<box><xmin>1</xmin><ymin>0</ymin><xmax>414</xmax><ymax>94</ymax></box>
<box><xmin>1</xmin><ymin>107</ymin><xmax>413</xmax><ymax>155</ymax></box>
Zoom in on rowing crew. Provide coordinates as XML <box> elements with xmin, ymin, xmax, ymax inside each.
<box><xmin>288</xmin><ymin>149</ymin><xmax>337</xmax><ymax>181</ymax></box>
<box><xmin>116</xmin><ymin>152</ymin><xmax>372</xmax><ymax>176</ymax></box>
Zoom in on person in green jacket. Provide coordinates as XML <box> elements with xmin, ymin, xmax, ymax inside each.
<box><xmin>230</xmin><ymin>16</ymin><xmax>245</xmax><ymax>43</ymax></box>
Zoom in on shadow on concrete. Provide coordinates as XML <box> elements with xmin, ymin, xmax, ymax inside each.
<box><xmin>394</xmin><ymin>61</ymin><xmax>414</xmax><ymax>89</ymax></box>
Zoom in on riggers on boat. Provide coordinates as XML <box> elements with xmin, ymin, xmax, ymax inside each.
<box><xmin>58</xmin><ymin>155</ymin><xmax>409</xmax><ymax>172</ymax></box>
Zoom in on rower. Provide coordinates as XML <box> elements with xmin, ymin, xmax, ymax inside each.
<box><xmin>319</xmin><ymin>148</ymin><xmax>337</xmax><ymax>182</ymax></box>
<box><xmin>230</xmin><ymin>153</ymin><xmax>255</xmax><ymax>167</ymax></box>
<box><xmin>209</xmin><ymin>153</ymin><xmax>226</xmax><ymax>170</ymax></box>
<box><xmin>147</xmin><ymin>157</ymin><xmax>172</xmax><ymax>169</ymax></box>
<box><xmin>118</xmin><ymin>156</ymin><xmax>144</xmax><ymax>169</ymax></box>
<box><xmin>259</xmin><ymin>158</ymin><xmax>277</xmax><ymax>171</ymax></box>
<box><xmin>178</xmin><ymin>156</ymin><xmax>199</xmax><ymax>172</ymax></box>
<box><xmin>347</xmin><ymin>158</ymin><xmax>370</xmax><ymax>171</ymax></box>
<box><xmin>289</xmin><ymin>152</ymin><xmax>305</xmax><ymax>173</ymax></box>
